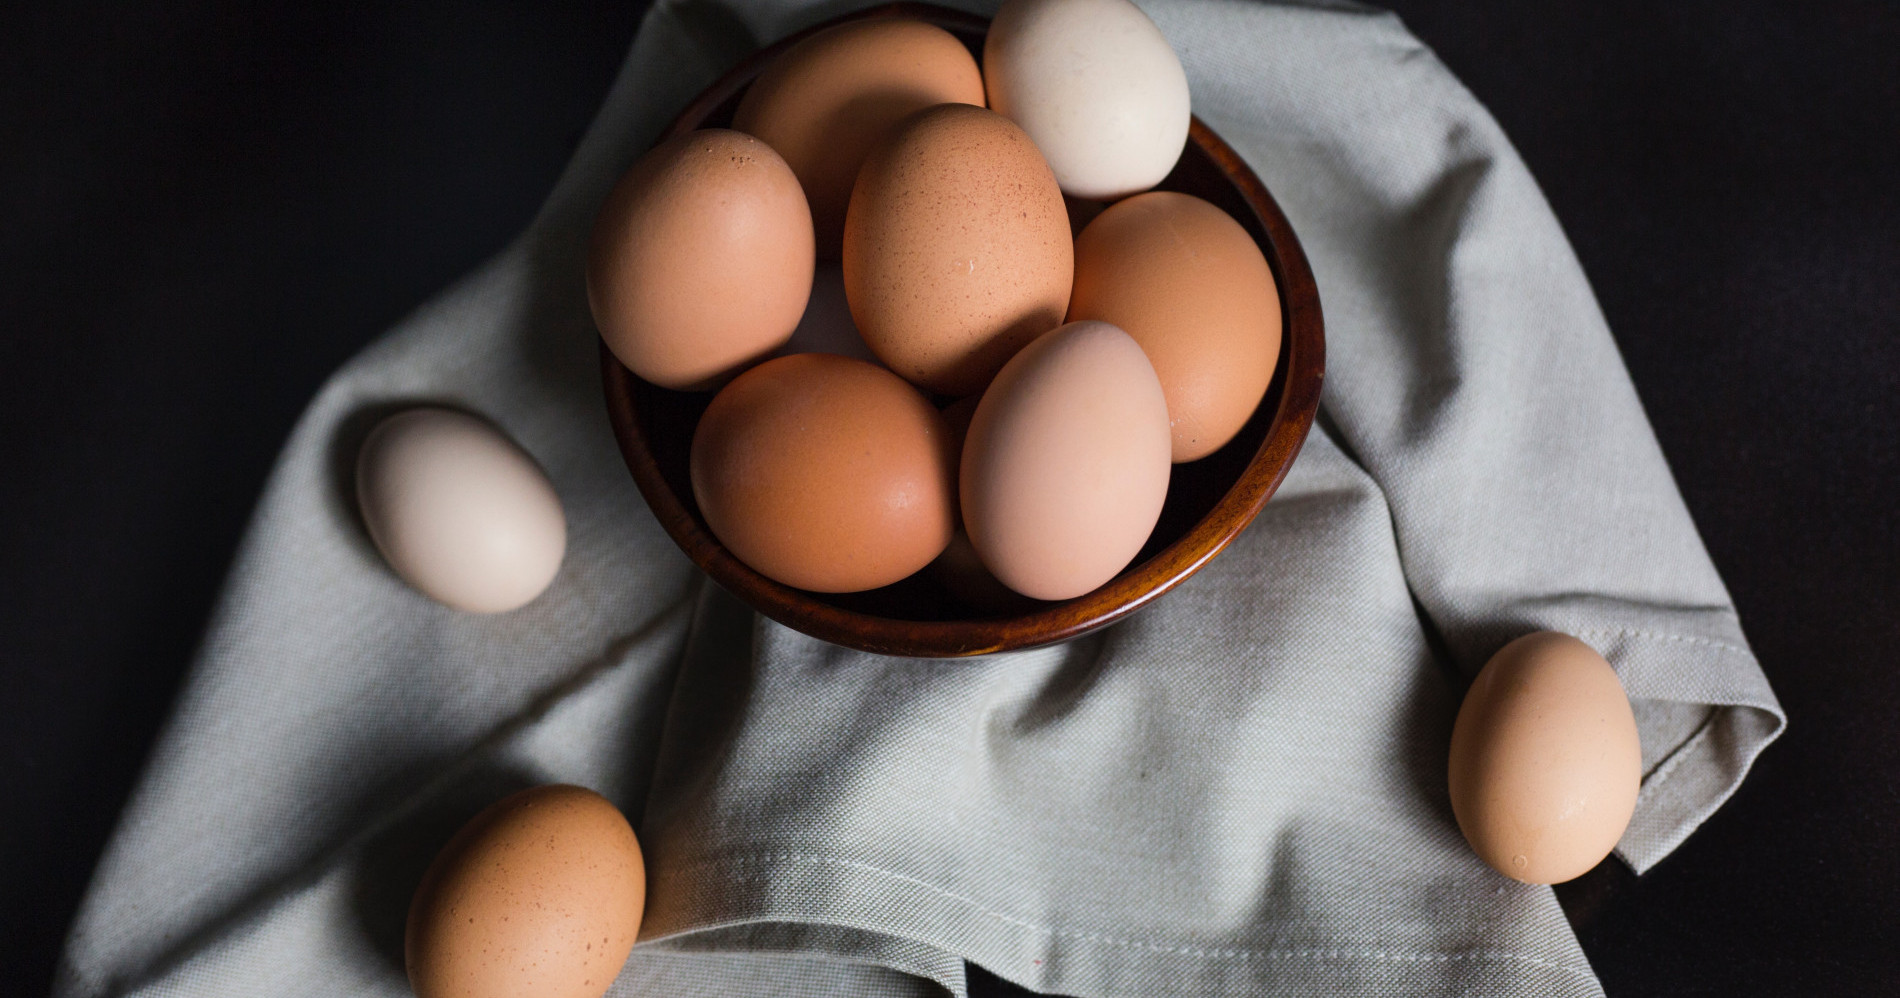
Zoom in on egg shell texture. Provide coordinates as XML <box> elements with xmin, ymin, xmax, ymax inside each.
<box><xmin>1069</xmin><ymin>190</ymin><xmax>1282</xmax><ymax>462</ymax></box>
<box><xmin>984</xmin><ymin>0</ymin><xmax>1192</xmax><ymax>200</ymax></box>
<box><xmin>843</xmin><ymin>103</ymin><xmax>1073</xmax><ymax>397</ymax></box>
<box><xmin>960</xmin><ymin>320</ymin><xmax>1171</xmax><ymax>600</ymax></box>
<box><xmin>587</xmin><ymin>129</ymin><xmax>813</xmax><ymax>390</ymax></box>
<box><xmin>1448</xmin><ymin>632</ymin><xmax>1643</xmax><ymax>885</ymax></box>
<box><xmin>733</xmin><ymin>18</ymin><xmax>985</xmax><ymax>258</ymax></box>
<box><xmin>355</xmin><ymin>407</ymin><xmax>566</xmax><ymax>614</ymax></box>
<box><xmin>405</xmin><ymin>785</ymin><xmax>646</xmax><ymax>998</ymax></box>
<box><xmin>691</xmin><ymin>352</ymin><xmax>957</xmax><ymax>593</ymax></box>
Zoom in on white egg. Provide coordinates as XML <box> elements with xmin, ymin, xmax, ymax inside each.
<box><xmin>983</xmin><ymin>0</ymin><xmax>1192</xmax><ymax>200</ymax></box>
<box><xmin>355</xmin><ymin>407</ymin><xmax>566</xmax><ymax>613</ymax></box>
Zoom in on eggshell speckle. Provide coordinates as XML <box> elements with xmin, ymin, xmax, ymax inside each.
<box><xmin>406</xmin><ymin>785</ymin><xmax>645</xmax><ymax>998</ymax></box>
<box><xmin>733</xmin><ymin>18</ymin><xmax>985</xmax><ymax>257</ymax></box>
<box><xmin>355</xmin><ymin>407</ymin><xmax>565</xmax><ymax>613</ymax></box>
<box><xmin>588</xmin><ymin>129</ymin><xmax>813</xmax><ymax>390</ymax></box>
<box><xmin>1448</xmin><ymin>632</ymin><xmax>1643</xmax><ymax>885</ymax></box>
<box><xmin>984</xmin><ymin>0</ymin><xmax>1191</xmax><ymax>200</ymax></box>
<box><xmin>961</xmin><ymin>321</ymin><xmax>1171</xmax><ymax>600</ymax></box>
<box><xmin>1069</xmin><ymin>191</ymin><xmax>1282</xmax><ymax>461</ymax></box>
<box><xmin>691</xmin><ymin>353</ymin><xmax>957</xmax><ymax>592</ymax></box>
<box><xmin>843</xmin><ymin>103</ymin><xmax>1073</xmax><ymax>397</ymax></box>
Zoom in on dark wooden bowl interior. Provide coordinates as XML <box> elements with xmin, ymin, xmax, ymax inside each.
<box><xmin>602</xmin><ymin>2</ymin><xmax>1325</xmax><ymax>657</ymax></box>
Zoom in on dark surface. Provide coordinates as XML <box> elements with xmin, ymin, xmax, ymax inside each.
<box><xmin>2</xmin><ymin>1</ymin><xmax>1894</xmax><ymax>995</ymax></box>
<box><xmin>607</xmin><ymin>3</ymin><xmax>1326</xmax><ymax>658</ymax></box>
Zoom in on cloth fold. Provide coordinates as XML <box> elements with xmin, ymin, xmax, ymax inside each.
<box><xmin>55</xmin><ymin>1</ymin><xmax>1783</xmax><ymax>995</ymax></box>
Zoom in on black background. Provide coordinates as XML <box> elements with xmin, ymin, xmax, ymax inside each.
<box><xmin>3</xmin><ymin>1</ymin><xmax>1895</xmax><ymax>995</ymax></box>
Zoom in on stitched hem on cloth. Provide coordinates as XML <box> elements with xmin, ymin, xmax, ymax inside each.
<box><xmin>1564</xmin><ymin>624</ymin><xmax>1784</xmax><ymax>872</ymax></box>
<box><xmin>650</xmin><ymin>851</ymin><xmax>1601</xmax><ymax>995</ymax></box>
<box><xmin>1573</xmin><ymin>627</ymin><xmax>1753</xmax><ymax>660</ymax></box>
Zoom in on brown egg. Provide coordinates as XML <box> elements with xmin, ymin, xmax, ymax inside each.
<box><xmin>587</xmin><ymin>129</ymin><xmax>813</xmax><ymax>390</ymax></box>
<box><xmin>1448</xmin><ymin>632</ymin><xmax>1643</xmax><ymax>885</ymax></box>
<box><xmin>843</xmin><ymin>104</ymin><xmax>1073</xmax><ymax>397</ymax></box>
<box><xmin>733</xmin><ymin>18</ymin><xmax>985</xmax><ymax>258</ymax></box>
<box><xmin>961</xmin><ymin>321</ymin><xmax>1171</xmax><ymax>600</ymax></box>
<box><xmin>406</xmin><ymin>785</ymin><xmax>645</xmax><ymax>998</ymax></box>
<box><xmin>1069</xmin><ymin>191</ymin><xmax>1282</xmax><ymax>462</ymax></box>
<box><xmin>691</xmin><ymin>353</ymin><xmax>956</xmax><ymax>592</ymax></box>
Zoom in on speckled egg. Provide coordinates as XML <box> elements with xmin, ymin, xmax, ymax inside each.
<box><xmin>406</xmin><ymin>785</ymin><xmax>646</xmax><ymax>998</ymax></box>
<box><xmin>843</xmin><ymin>103</ymin><xmax>1072</xmax><ymax>397</ymax></box>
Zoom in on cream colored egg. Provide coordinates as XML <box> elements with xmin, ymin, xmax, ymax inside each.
<box><xmin>356</xmin><ymin>407</ymin><xmax>565</xmax><ymax>613</ymax></box>
<box><xmin>984</xmin><ymin>0</ymin><xmax>1192</xmax><ymax>200</ymax></box>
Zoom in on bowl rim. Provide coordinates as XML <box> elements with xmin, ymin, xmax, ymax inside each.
<box><xmin>601</xmin><ymin>0</ymin><xmax>1325</xmax><ymax>657</ymax></box>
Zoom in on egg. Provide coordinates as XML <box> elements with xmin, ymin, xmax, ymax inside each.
<box><xmin>691</xmin><ymin>353</ymin><xmax>957</xmax><ymax>592</ymax></box>
<box><xmin>1069</xmin><ymin>191</ymin><xmax>1282</xmax><ymax>461</ymax></box>
<box><xmin>1448</xmin><ymin>632</ymin><xmax>1643</xmax><ymax>885</ymax></box>
<box><xmin>843</xmin><ymin>103</ymin><xmax>1072</xmax><ymax>397</ymax></box>
<box><xmin>732</xmin><ymin>17</ymin><xmax>985</xmax><ymax>258</ymax></box>
<box><xmin>587</xmin><ymin>129</ymin><xmax>813</xmax><ymax>390</ymax></box>
<box><xmin>355</xmin><ymin>407</ymin><xmax>565</xmax><ymax>613</ymax></box>
<box><xmin>983</xmin><ymin>0</ymin><xmax>1191</xmax><ymax>200</ymax></box>
<box><xmin>961</xmin><ymin>321</ymin><xmax>1171</xmax><ymax>600</ymax></box>
<box><xmin>406</xmin><ymin>785</ymin><xmax>645</xmax><ymax>998</ymax></box>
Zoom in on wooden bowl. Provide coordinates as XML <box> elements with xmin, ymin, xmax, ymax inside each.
<box><xmin>602</xmin><ymin>2</ymin><xmax>1324</xmax><ymax>657</ymax></box>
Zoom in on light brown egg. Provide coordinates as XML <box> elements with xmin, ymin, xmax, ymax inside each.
<box><xmin>1069</xmin><ymin>191</ymin><xmax>1282</xmax><ymax>462</ymax></box>
<box><xmin>356</xmin><ymin>407</ymin><xmax>566</xmax><ymax>614</ymax></box>
<box><xmin>960</xmin><ymin>321</ymin><xmax>1171</xmax><ymax>600</ymax></box>
<box><xmin>733</xmin><ymin>17</ymin><xmax>985</xmax><ymax>258</ymax></box>
<box><xmin>1448</xmin><ymin>632</ymin><xmax>1643</xmax><ymax>885</ymax></box>
<box><xmin>691</xmin><ymin>353</ymin><xmax>956</xmax><ymax>592</ymax></box>
<box><xmin>406</xmin><ymin>785</ymin><xmax>645</xmax><ymax>998</ymax></box>
<box><xmin>587</xmin><ymin>129</ymin><xmax>813</xmax><ymax>390</ymax></box>
<box><xmin>843</xmin><ymin>103</ymin><xmax>1073</xmax><ymax>397</ymax></box>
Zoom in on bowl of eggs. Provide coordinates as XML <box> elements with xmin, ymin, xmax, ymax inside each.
<box><xmin>597</xmin><ymin>0</ymin><xmax>1323</xmax><ymax>657</ymax></box>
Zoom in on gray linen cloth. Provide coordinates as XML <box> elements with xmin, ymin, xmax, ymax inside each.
<box><xmin>55</xmin><ymin>1</ymin><xmax>1786</xmax><ymax>995</ymax></box>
